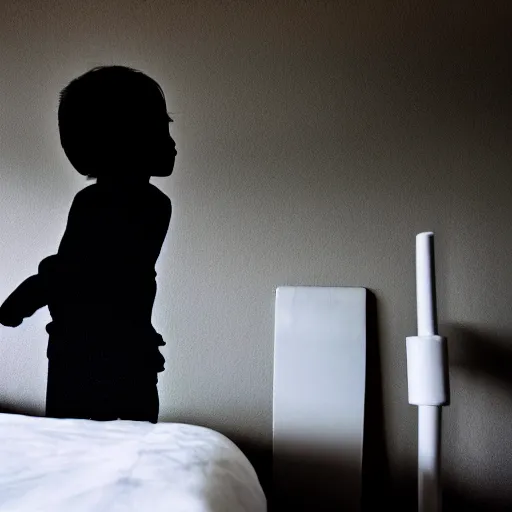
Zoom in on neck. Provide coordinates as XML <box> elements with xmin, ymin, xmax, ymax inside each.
<box><xmin>97</xmin><ymin>174</ymin><xmax>150</xmax><ymax>187</ymax></box>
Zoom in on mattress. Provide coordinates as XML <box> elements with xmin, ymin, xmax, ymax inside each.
<box><xmin>0</xmin><ymin>413</ymin><xmax>266</xmax><ymax>512</ymax></box>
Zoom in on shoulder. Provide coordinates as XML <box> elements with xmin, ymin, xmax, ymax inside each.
<box><xmin>72</xmin><ymin>184</ymin><xmax>99</xmax><ymax>204</ymax></box>
<box><xmin>68</xmin><ymin>184</ymin><xmax>98</xmax><ymax>213</ymax></box>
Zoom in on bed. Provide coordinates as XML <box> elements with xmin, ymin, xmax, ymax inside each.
<box><xmin>0</xmin><ymin>413</ymin><xmax>266</xmax><ymax>512</ymax></box>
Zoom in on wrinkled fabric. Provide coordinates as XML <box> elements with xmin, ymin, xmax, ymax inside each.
<box><xmin>0</xmin><ymin>414</ymin><xmax>266</xmax><ymax>512</ymax></box>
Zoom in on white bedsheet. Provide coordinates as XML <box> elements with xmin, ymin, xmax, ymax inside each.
<box><xmin>0</xmin><ymin>413</ymin><xmax>266</xmax><ymax>512</ymax></box>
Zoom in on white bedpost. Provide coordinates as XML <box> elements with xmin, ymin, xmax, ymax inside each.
<box><xmin>406</xmin><ymin>232</ymin><xmax>450</xmax><ymax>512</ymax></box>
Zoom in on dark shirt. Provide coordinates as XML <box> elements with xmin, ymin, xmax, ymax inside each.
<box><xmin>0</xmin><ymin>182</ymin><xmax>172</xmax><ymax>371</ymax></box>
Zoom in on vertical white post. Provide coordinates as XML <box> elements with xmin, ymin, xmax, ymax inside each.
<box><xmin>416</xmin><ymin>233</ymin><xmax>440</xmax><ymax>512</ymax></box>
<box><xmin>418</xmin><ymin>406</ymin><xmax>441</xmax><ymax>512</ymax></box>
<box><xmin>416</xmin><ymin>232</ymin><xmax>437</xmax><ymax>337</ymax></box>
<box><xmin>406</xmin><ymin>232</ymin><xmax>449</xmax><ymax>512</ymax></box>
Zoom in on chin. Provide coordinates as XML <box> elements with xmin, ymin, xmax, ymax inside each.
<box><xmin>152</xmin><ymin>159</ymin><xmax>175</xmax><ymax>177</ymax></box>
<box><xmin>146</xmin><ymin>147</ymin><xmax>175</xmax><ymax>176</ymax></box>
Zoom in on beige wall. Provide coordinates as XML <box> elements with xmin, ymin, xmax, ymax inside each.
<box><xmin>1</xmin><ymin>0</ymin><xmax>511</xmax><ymax>507</ymax></box>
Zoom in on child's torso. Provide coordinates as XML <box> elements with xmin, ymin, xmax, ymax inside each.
<box><xmin>44</xmin><ymin>183</ymin><xmax>170</xmax><ymax>369</ymax></box>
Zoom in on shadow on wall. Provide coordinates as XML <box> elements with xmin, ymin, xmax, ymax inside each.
<box><xmin>445</xmin><ymin>324</ymin><xmax>512</xmax><ymax>389</ymax></box>
<box><xmin>441</xmin><ymin>323</ymin><xmax>512</xmax><ymax>511</ymax></box>
<box><xmin>362</xmin><ymin>291</ymin><xmax>391</xmax><ymax>510</ymax></box>
<box><xmin>0</xmin><ymin>403</ymin><xmax>41</xmax><ymax>417</ymax></box>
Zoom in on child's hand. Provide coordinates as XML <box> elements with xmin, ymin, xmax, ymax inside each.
<box><xmin>0</xmin><ymin>303</ymin><xmax>23</xmax><ymax>327</ymax></box>
<box><xmin>0</xmin><ymin>272</ymin><xmax>48</xmax><ymax>328</ymax></box>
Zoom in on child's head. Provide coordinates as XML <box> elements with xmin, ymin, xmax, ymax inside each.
<box><xmin>58</xmin><ymin>66</ymin><xmax>176</xmax><ymax>179</ymax></box>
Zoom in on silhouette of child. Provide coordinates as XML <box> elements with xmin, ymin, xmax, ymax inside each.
<box><xmin>0</xmin><ymin>66</ymin><xmax>176</xmax><ymax>422</ymax></box>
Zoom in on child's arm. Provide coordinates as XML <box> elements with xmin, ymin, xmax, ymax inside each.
<box><xmin>0</xmin><ymin>254</ymin><xmax>58</xmax><ymax>327</ymax></box>
<box><xmin>0</xmin><ymin>191</ymin><xmax>87</xmax><ymax>327</ymax></box>
<box><xmin>0</xmin><ymin>274</ymin><xmax>46</xmax><ymax>327</ymax></box>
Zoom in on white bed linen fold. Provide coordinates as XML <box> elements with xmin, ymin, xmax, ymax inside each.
<box><xmin>0</xmin><ymin>413</ymin><xmax>266</xmax><ymax>512</ymax></box>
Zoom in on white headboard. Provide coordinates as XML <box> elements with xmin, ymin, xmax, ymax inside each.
<box><xmin>273</xmin><ymin>286</ymin><xmax>367</xmax><ymax>510</ymax></box>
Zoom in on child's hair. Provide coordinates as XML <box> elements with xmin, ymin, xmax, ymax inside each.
<box><xmin>58</xmin><ymin>66</ymin><xmax>169</xmax><ymax>178</ymax></box>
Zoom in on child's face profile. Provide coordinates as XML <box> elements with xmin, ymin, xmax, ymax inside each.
<box><xmin>121</xmin><ymin>92</ymin><xmax>176</xmax><ymax>178</ymax></box>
